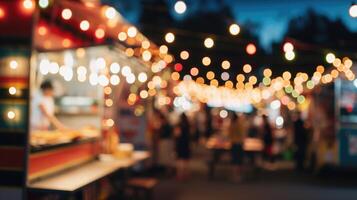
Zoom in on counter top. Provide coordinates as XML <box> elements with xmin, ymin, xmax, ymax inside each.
<box><xmin>27</xmin><ymin>151</ymin><xmax>150</xmax><ymax>193</ymax></box>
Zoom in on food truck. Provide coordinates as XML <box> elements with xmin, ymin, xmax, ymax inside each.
<box><xmin>0</xmin><ymin>0</ymin><xmax>172</xmax><ymax>199</ymax></box>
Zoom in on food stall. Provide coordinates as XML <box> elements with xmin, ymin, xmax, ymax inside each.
<box><xmin>0</xmin><ymin>0</ymin><xmax>174</xmax><ymax>199</ymax></box>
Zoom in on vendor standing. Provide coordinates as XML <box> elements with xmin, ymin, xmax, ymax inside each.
<box><xmin>31</xmin><ymin>80</ymin><xmax>67</xmax><ymax>131</ymax></box>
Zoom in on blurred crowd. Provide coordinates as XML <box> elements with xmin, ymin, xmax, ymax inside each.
<box><xmin>147</xmin><ymin>104</ymin><xmax>311</xmax><ymax>182</ymax></box>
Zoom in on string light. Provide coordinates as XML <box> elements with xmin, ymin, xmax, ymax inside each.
<box><xmin>243</xmin><ymin>64</ymin><xmax>252</xmax><ymax>73</ymax></box>
<box><xmin>165</xmin><ymin>32</ymin><xmax>175</xmax><ymax>43</ymax></box>
<box><xmin>95</xmin><ymin>28</ymin><xmax>105</xmax><ymax>39</ymax></box>
<box><xmin>202</xmin><ymin>56</ymin><xmax>211</xmax><ymax>66</ymax></box>
<box><xmin>221</xmin><ymin>60</ymin><xmax>231</xmax><ymax>70</ymax></box>
<box><xmin>138</xmin><ymin>72</ymin><xmax>148</xmax><ymax>83</ymax></box>
<box><xmin>285</xmin><ymin>51</ymin><xmax>295</xmax><ymax>61</ymax></box>
<box><xmin>80</xmin><ymin>20</ymin><xmax>90</xmax><ymax>31</ymax></box>
<box><xmin>9</xmin><ymin>60</ymin><xmax>18</xmax><ymax>70</ymax></box>
<box><xmin>9</xmin><ymin>87</ymin><xmax>17</xmax><ymax>95</ymax></box>
<box><xmin>38</xmin><ymin>0</ymin><xmax>49</xmax><ymax>9</ymax></box>
<box><xmin>61</xmin><ymin>8</ymin><xmax>72</xmax><ymax>20</ymax></box>
<box><xmin>229</xmin><ymin>24</ymin><xmax>240</xmax><ymax>35</ymax></box>
<box><xmin>283</xmin><ymin>42</ymin><xmax>294</xmax><ymax>52</ymax></box>
<box><xmin>190</xmin><ymin>67</ymin><xmax>199</xmax><ymax>76</ymax></box>
<box><xmin>110</xmin><ymin>62</ymin><xmax>120</xmax><ymax>74</ymax></box>
<box><xmin>104</xmin><ymin>6</ymin><xmax>117</xmax><ymax>19</ymax></box>
<box><xmin>127</xmin><ymin>26</ymin><xmax>137</xmax><ymax>38</ymax></box>
<box><xmin>325</xmin><ymin>53</ymin><xmax>335</xmax><ymax>63</ymax></box>
<box><xmin>7</xmin><ymin>111</ymin><xmax>16</xmax><ymax>120</ymax></box>
<box><xmin>22</xmin><ymin>0</ymin><xmax>34</xmax><ymax>11</ymax></box>
<box><xmin>246</xmin><ymin>43</ymin><xmax>256</xmax><ymax>55</ymax></box>
<box><xmin>204</xmin><ymin>37</ymin><xmax>214</xmax><ymax>48</ymax></box>
<box><xmin>180</xmin><ymin>51</ymin><xmax>189</xmax><ymax>60</ymax></box>
<box><xmin>174</xmin><ymin>1</ymin><xmax>187</xmax><ymax>14</ymax></box>
<box><xmin>118</xmin><ymin>32</ymin><xmax>127</xmax><ymax>41</ymax></box>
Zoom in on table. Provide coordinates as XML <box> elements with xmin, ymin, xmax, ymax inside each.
<box><xmin>206</xmin><ymin>138</ymin><xmax>263</xmax><ymax>179</ymax></box>
<box><xmin>28</xmin><ymin>151</ymin><xmax>150</xmax><ymax>194</ymax></box>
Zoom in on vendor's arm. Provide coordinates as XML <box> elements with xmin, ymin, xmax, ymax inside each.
<box><xmin>39</xmin><ymin>103</ymin><xmax>68</xmax><ymax>131</ymax></box>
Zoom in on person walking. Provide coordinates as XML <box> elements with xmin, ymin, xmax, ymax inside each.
<box><xmin>293</xmin><ymin>112</ymin><xmax>308</xmax><ymax>171</ymax></box>
<box><xmin>228</xmin><ymin>113</ymin><xmax>248</xmax><ymax>182</ymax></box>
<box><xmin>175</xmin><ymin>113</ymin><xmax>191</xmax><ymax>181</ymax></box>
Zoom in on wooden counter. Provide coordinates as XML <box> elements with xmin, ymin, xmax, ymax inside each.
<box><xmin>28</xmin><ymin>151</ymin><xmax>150</xmax><ymax>193</ymax></box>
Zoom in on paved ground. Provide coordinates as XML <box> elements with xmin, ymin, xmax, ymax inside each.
<box><xmin>152</xmin><ymin>149</ymin><xmax>357</xmax><ymax>200</ymax></box>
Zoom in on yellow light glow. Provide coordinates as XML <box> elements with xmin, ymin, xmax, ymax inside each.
<box><xmin>140</xmin><ymin>90</ymin><xmax>149</xmax><ymax>99</ymax></box>
<box><xmin>118</xmin><ymin>32</ymin><xmax>127</xmax><ymax>41</ymax></box>
<box><xmin>7</xmin><ymin>110</ymin><xmax>16</xmax><ymax>120</ymax></box>
<box><xmin>142</xmin><ymin>40</ymin><xmax>150</xmax><ymax>49</ymax></box>
<box><xmin>326</xmin><ymin>53</ymin><xmax>335</xmax><ymax>64</ymax></box>
<box><xmin>174</xmin><ymin>1</ymin><xmax>187</xmax><ymax>14</ymax></box>
<box><xmin>316</xmin><ymin>65</ymin><xmax>325</xmax><ymax>73</ymax></box>
<box><xmin>263</xmin><ymin>68</ymin><xmax>272</xmax><ymax>77</ymax></box>
<box><xmin>9</xmin><ymin>87</ymin><xmax>16</xmax><ymax>95</ymax></box>
<box><xmin>204</xmin><ymin>37</ymin><xmax>214</xmax><ymax>48</ymax></box>
<box><xmin>285</xmin><ymin>51</ymin><xmax>295</xmax><ymax>61</ymax></box>
<box><xmin>165</xmin><ymin>32</ymin><xmax>175</xmax><ymax>43</ymax></box>
<box><xmin>206</xmin><ymin>71</ymin><xmax>215</xmax><ymax>80</ymax></box>
<box><xmin>210</xmin><ymin>79</ymin><xmax>218</xmax><ymax>87</ymax></box>
<box><xmin>127</xmin><ymin>26</ymin><xmax>137</xmax><ymax>38</ymax></box>
<box><xmin>249</xmin><ymin>76</ymin><xmax>257</xmax><ymax>85</ymax></box>
<box><xmin>9</xmin><ymin>60</ymin><xmax>18</xmax><ymax>69</ymax></box>
<box><xmin>180</xmin><ymin>51</ymin><xmax>189</xmax><ymax>60</ymax></box>
<box><xmin>333</xmin><ymin>58</ymin><xmax>341</xmax><ymax>67</ymax></box>
<box><xmin>125</xmin><ymin>48</ymin><xmax>134</xmax><ymax>57</ymax></box>
<box><xmin>104</xmin><ymin>6</ymin><xmax>116</xmax><ymax>19</ymax></box>
<box><xmin>221</xmin><ymin>60</ymin><xmax>230</xmax><ymax>70</ymax></box>
<box><xmin>105</xmin><ymin>99</ymin><xmax>113</xmax><ymax>107</ymax></box>
<box><xmin>142</xmin><ymin>50</ymin><xmax>152</xmax><ymax>61</ymax></box>
<box><xmin>236</xmin><ymin>74</ymin><xmax>245</xmax><ymax>82</ymax></box>
<box><xmin>243</xmin><ymin>64</ymin><xmax>252</xmax><ymax>73</ymax></box>
<box><xmin>229</xmin><ymin>24</ymin><xmax>240</xmax><ymax>35</ymax></box>
<box><xmin>95</xmin><ymin>28</ymin><xmax>105</xmax><ymax>39</ymax></box>
<box><xmin>282</xmin><ymin>71</ymin><xmax>291</xmax><ymax>80</ymax></box>
<box><xmin>171</xmin><ymin>72</ymin><xmax>180</xmax><ymax>81</ymax></box>
<box><xmin>202</xmin><ymin>56</ymin><xmax>211</xmax><ymax>66</ymax></box>
<box><xmin>246</xmin><ymin>43</ymin><xmax>256</xmax><ymax>55</ymax></box>
<box><xmin>190</xmin><ymin>67</ymin><xmax>199</xmax><ymax>76</ymax></box>
<box><xmin>80</xmin><ymin>20</ymin><xmax>90</xmax><ymax>31</ymax></box>
<box><xmin>283</xmin><ymin>42</ymin><xmax>294</xmax><ymax>52</ymax></box>
<box><xmin>62</xmin><ymin>8</ymin><xmax>72</xmax><ymax>20</ymax></box>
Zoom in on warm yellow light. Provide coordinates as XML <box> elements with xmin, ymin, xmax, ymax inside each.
<box><xmin>333</xmin><ymin>58</ymin><xmax>341</xmax><ymax>67</ymax></box>
<box><xmin>95</xmin><ymin>28</ymin><xmax>105</xmax><ymax>39</ymax></box>
<box><xmin>142</xmin><ymin>50</ymin><xmax>152</xmax><ymax>61</ymax></box>
<box><xmin>206</xmin><ymin>71</ymin><xmax>215</xmax><ymax>80</ymax></box>
<box><xmin>316</xmin><ymin>65</ymin><xmax>325</xmax><ymax>73</ymax></box>
<box><xmin>23</xmin><ymin>0</ymin><xmax>34</xmax><ymax>10</ymax></box>
<box><xmin>38</xmin><ymin>26</ymin><xmax>47</xmax><ymax>36</ymax></box>
<box><xmin>180</xmin><ymin>51</ymin><xmax>189</xmax><ymax>60</ymax></box>
<box><xmin>283</xmin><ymin>42</ymin><xmax>294</xmax><ymax>52</ymax></box>
<box><xmin>210</xmin><ymin>79</ymin><xmax>218</xmax><ymax>87</ymax></box>
<box><xmin>0</xmin><ymin>7</ymin><xmax>5</xmax><ymax>19</ymax></box>
<box><xmin>196</xmin><ymin>77</ymin><xmax>205</xmax><ymax>84</ymax></box>
<box><xmin>285</xmin><ymin>51</ymin><xmax>295</xmax><ymax>61</ymax></box>
<box><xmin>225</xmin><ymin>81</ymin><xmax>233</xmax><ymax>88</ymax></box>
<box><xmin>127</xmin><ymin>26</ymin><xmax>137</xmax><ymax>38</ymax></box>
<box><xmin>62</xmin><ymin>8</ymin><xmax>72</xmax><ymax>20</ymax></box>
<box><xmin>105</xmin><ymin>99</ymin><xmax>113</xmax><ymax>107</ymax></box>
<box><xmin>110</xmin><ymin>75</ymin><xmax>120</xmax><ymax>85</ymax></box>
<box><xmin>118</xmin><ymin>32</ymin><xmax>127</xmax><ymax>41</ymax></box>
<box><xmin>174</xmin><ymin>1</ymin><xmax>187</xmax><ymax>14</ymax></box>
<box><xmin>221</xmin><ymin>60</ymin><xmax>230</xmax><ymax>70</ymax></box>
<box><xmin>9</xmin><ymin>60</ymin><xmax>18</xmax><ymax>69</ymax></box>
<box><xmin>105</xmin><ymin>6</ymin><xmax>117</xmax><ymax>19</ymax></box>
<box><xmin>171</xmin><ymin>72</ymin><xmax>180</xmax><ymax>81</ymax></box>
<box><xmin>165</xmin><ymin>32</ymin><xmax>175</xmax><ymax>43</ymax></box>
<box><xmin>7</xmin><ymin>110</ymin><xmax>16</xmax><ymax>120</ymax></box>
<box><xmin>326</xmin><ymin>53</ymin><xmax>335</xmax><ymax>64</ymax></box>
<box><xmin>263</xmin><ymin>68</ymin><xmax>272</xmax><ymax>77</ymax></box>
<box><xmin>204</xmin><ymin>37</ymin><xmax>214</xmax><ymax>48</ymax></box>
<box><xmin>229</xmin><ymin>24</ymin><xmax>240</xmax><ymax>35</ymax></box>
<box><xmin>283</xmin><ymin>71</ymin><xmax>291</xmax><ymax>80</ymax></box>
<box><xmin>236</xmin><ymin>74</ymin><xmax>245</xmax><ymax>82</ymax></box>
<box><xmin>159</xmin><ymin>45</ymin><xmax>168</xmax><ymax>54</ymax></box>
<box><xmin>243</xmin><ymin>64</ymin><xmax>252</xmax><ymax>73</ymax></box>
<box><xmin>202</xmin><ymin>56</ymin><xmax>211</xmax><ymax>66</ymax></box>
<box><xmin>9</xmin><ymin>87</ymin><xmax>17</xmax><ymax>95</ymax></box>
<box><xmin>349</xmin><ymin>4</ymin><xmax>357</xmax><ymax>18</ymax></box>
<box><xmin>141</xmin><ymin>40</ymin><xmax>150</xmax><ymax>49</ymax></box>
<box><xmin>190</xmin><ymin>67</ymin><xmax>199</xmax><ymax>76</ymax></box>
<box><xmin>249</xmin><ymin>76</ymin><xmax>257</xmax><ymax>85</ymax></box>
<box><xmin>138</xmin><ymin>72</ymin><xmax>148</xmax><ymax>83</ymax></box>
<box><xmin>104</xmin><ymin>87</ymin><xmax>112</xmax><ymax>95</ymax></box>
<box><xmin>80</xmin><ymin>20</ymin><xmax>90</xmax><ymax>31</ymax></box>
<box><xmin>140</xmin><ymin>90</ymin><xmax>149</xmax><ymax>99</ymax></box>
<box><xmin>246</xmin><ymin>43</ymin><xmax>256</xmax><ymax>55</ymax></box>
<box><xmin>125</xmin><ymin>48</ymin><xmax>134</xmax><ymax>57</ymax></box>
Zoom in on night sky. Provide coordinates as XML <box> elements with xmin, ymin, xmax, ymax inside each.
<box><xmin>107</xmin><ymin>0</ymin><xmax>356</xmax><ymax>49</ymax></box>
